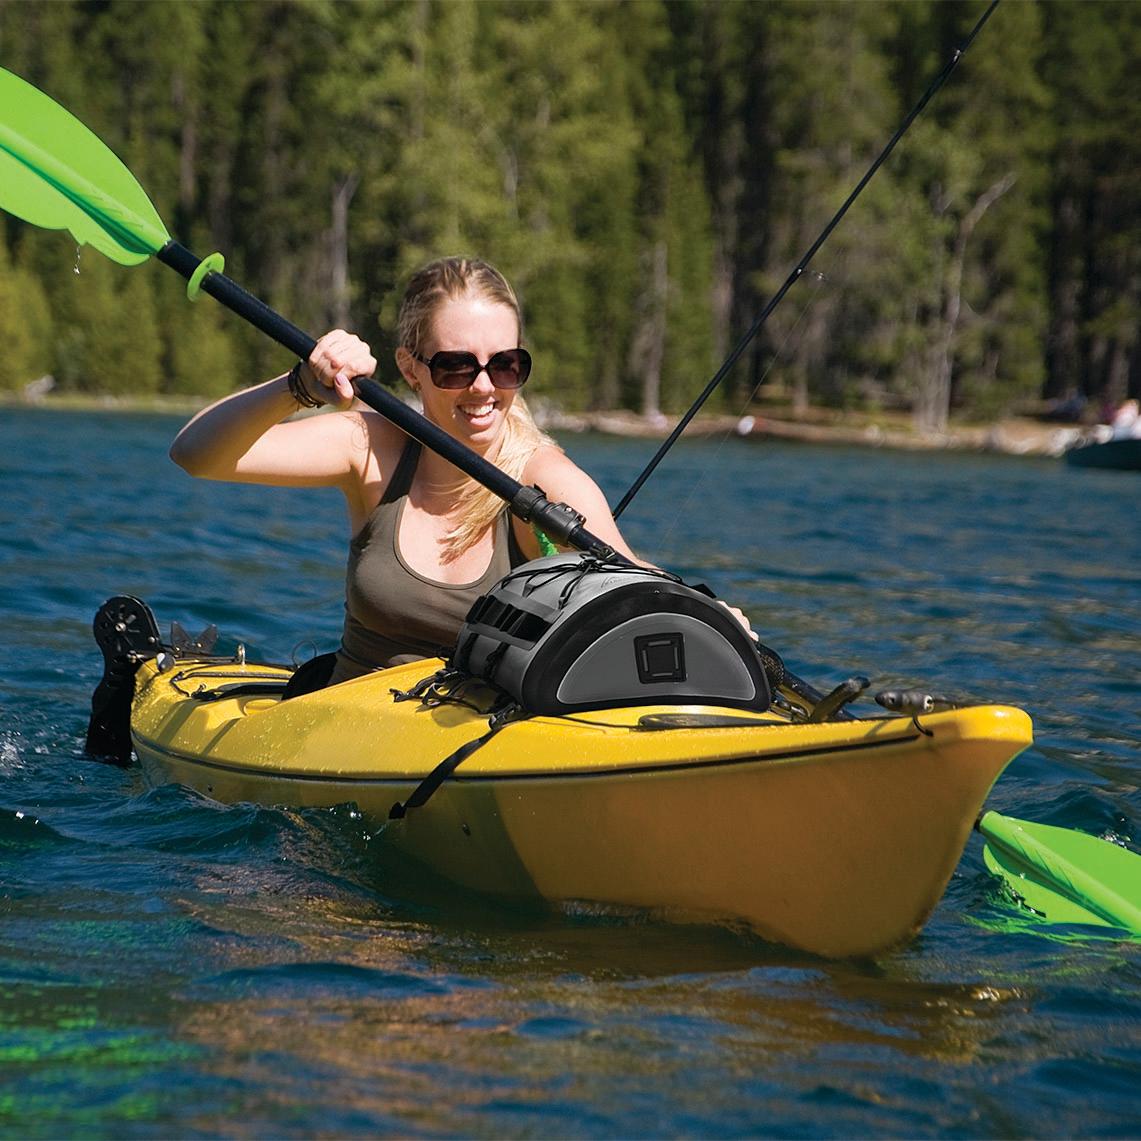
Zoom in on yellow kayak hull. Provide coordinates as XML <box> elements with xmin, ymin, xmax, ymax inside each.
<box><xmin>130</xmin><ymin>656</ymin><xmax>1032</xmax><ymax>958</ymax></box>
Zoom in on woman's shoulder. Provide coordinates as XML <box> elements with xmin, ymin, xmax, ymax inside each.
<box><xmin>521</xmin><ymin>443</ymin><xmax>595</xmax><ymax>496</ymax></box>
<box><xmin>522</xmin><ymin>441</ymin><xmax>575</xmax><ymax>480</ymax></box>
<box><xmin>325</xmin><ymin>406</ymin><xmax>406</xmax><ymax>461</ymax></box>
<box><xmin>333</xmin><ymin>410</ymin><xmax>420</xmax><ymax>528</ymax></box>
<box><xmin>516</xmin><ymin>441</ymin><xmax>636</xmax><ymax>560</ymax></box>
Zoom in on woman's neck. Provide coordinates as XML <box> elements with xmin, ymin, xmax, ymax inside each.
<box><xmin>409</xmin><ymin>448</ymin><xmax>492</xmax><ymax>515</ymax></box>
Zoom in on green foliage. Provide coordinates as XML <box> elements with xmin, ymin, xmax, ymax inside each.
<box><xmin>1</xmin><ymin>0</ymin><xmax>1134</xmax><ymax>418</ymax></box>
<box><xmin>1039</xmin><ymin>0</ymin><xmax>1140</xmax><ymax>405</ymax></box>
<box><xmin>166</xmin><ymin>295</ymin><xmax>241</xmax><ymax>398</ymax></box>
<box><xmin>0</xmin><ymin>237</ymin><xmax>54</xmax><ymax>392</ymax></box>
<box><xmin>48</xmin><ymin>256</ymin><xmax>164</xmax><ymax>395</ymax></box>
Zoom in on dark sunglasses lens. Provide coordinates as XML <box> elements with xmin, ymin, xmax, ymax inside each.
<box><xmin>487</xmin><ymin>348</ymin><xmax>531</xmax><ymax>388</ymax></box>
<box><xmin>429</xmin><ymin>352</ymin><xmax>481</xmax><ymax>389</ymax></box>
<box><xmin>426</xmin><ymin>348</ymin><xmax>532</xmax><ymax>389</ymax></box>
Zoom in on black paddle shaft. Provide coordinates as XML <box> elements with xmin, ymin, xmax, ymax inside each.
<box><xmin>156</xmin><ymin>241</ymin><xmax>618</xmax><ymax>559</ymax></box>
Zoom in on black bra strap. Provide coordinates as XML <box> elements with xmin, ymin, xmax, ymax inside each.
<box><xmin>381</xmin><ymin>438</ymin><xmax>422</xmax><ymax>504</ymax></box>
<box><xmin>505</xmin><ymin>513</ymin><xmax>529</xmax><ymax>567</ymax></box>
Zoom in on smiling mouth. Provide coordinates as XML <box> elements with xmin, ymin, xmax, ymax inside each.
<box><xmin>459</xmin><ymin>400</ymin><xmax>497</xmax><ymax>420</ymax></box>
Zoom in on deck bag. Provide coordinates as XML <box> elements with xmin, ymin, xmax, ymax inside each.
<box><xmin>450</xmin><ymin>553</ymin><xmax>774</xmax><ymax>715</ymax></box>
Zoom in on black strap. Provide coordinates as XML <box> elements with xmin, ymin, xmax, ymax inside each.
<box><xmin>381</xmin><ymin>438</ymin><xmax>422</xmax><ymax>504</ymax></box>
<box><xmin>281</xmin><ymin>651</ymin><xmax>338</xmax><ymax>699</ymax></box>
<box><xmin>388</xmin><ymin>720</ymin><xmax>507</xmax><ymax>819</ymax></box>
<box><xmin>506</xmin><ymin>514</ymin><xmax>529</xmax><ymax>567</ymax></box>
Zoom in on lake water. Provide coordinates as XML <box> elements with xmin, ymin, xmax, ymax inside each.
<box><xmin>1</xmin><ymin>407</ymin><xmax>1138</xmax><ymax>1138</ymax></box>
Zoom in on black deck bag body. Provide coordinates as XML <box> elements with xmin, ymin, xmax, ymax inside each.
<box><xmin>451</xmin><ymin>554</ymin><xmax>772</xmax><ymax>715</ymax></box>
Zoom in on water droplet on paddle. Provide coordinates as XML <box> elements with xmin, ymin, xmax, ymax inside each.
<box><xmin>73</xmin><ymin>248</ymin><xmax>81</xmax><ymax>275</ymax></box>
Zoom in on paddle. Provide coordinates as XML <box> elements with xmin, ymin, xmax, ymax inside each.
<box><xmin>0</xmin><ymin>65</ymin><xmax>612</xmax><ymax>560</ymax></box>
<box><xmin>977</xmin><ymin>811</ymin><xmax>1141</xmax><ymax>934</ymax></box>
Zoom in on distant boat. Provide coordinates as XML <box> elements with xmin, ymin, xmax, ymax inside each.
<box><xmin>1065</xmin><ymin>436</ymin><xmax>1141</xmax><ymax>470</ymax></box>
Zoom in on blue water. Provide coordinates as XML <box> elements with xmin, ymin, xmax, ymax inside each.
<box><xmin>1</xmin><ymin>407</ymin><xmax>1138</xmax><ymax>1138</ymax></box>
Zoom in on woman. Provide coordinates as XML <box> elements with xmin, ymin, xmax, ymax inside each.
<box><xmin>170</xmin><ymin>256</ymin><xmax>643</xmax><ymax>685</ymax></box>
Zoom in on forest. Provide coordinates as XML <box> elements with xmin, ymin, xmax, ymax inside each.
<box><xmin>0</xmin><ymin>0</ymin><xmax>1137</xmax><ymax>430</ymax></box>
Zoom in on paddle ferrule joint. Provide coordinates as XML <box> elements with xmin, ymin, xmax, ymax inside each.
<box><xmin>511</xmin><ymin>487</ymin><xmax>619</xmax><ymax>562</ymax></box>
<box><xmin>511</xmin><ymin>486</ymin><xmax>583</xmax><ymax>539</ymax></box>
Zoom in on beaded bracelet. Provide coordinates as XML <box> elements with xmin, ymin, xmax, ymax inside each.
<box><xmin>287</xmin><ymin>361</ymin><xmax>323</xmax><ymax>409</ymax></box>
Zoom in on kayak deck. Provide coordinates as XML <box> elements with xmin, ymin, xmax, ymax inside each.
<box><xmin>130</xmin><ymin>656</ymin><xmax>1033</xmax><ymax>958</ymax></box>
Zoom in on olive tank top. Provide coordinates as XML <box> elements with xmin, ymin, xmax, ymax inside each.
<box><xmin>330</xmin><ymin>439</ymin><xmax>526</xmax><ymax>684</ymax></box>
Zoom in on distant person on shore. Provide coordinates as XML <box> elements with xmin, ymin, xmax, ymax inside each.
<box><xmin>1110</xmin><ymin>398</ymin><xmax>1141</xmax><ymax>440</ymax></box>
<box><xmin>169</xmin><ymin>255</ymin><xmax>753</xmax><ymax>687</ymax></box>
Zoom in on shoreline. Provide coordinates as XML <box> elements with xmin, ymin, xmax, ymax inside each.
<box><xmin>537</xmin><ymin>406</ymin><xmax>1077</xmax><ymax>459</ymax></box>
<box><xmin>4</xmin><ymin>392</ymin><xmax>1079</xmax><ymax>459</ymax></box>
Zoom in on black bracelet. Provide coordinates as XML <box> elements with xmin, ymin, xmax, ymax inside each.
<box><xmin>287</xmin><ymin>361</ymin><xmax>323</xmax><ymax>409</ymax></box>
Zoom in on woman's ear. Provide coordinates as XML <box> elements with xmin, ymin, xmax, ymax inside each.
<box><xmin>394</xmin><ymin>346</ymin><xmax>419</xmax><ymax>390</ymax></box>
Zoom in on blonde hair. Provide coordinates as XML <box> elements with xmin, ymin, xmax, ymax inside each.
<box><xmin>397</xmin><ymin>257</ymin><xmax>561</xmax><ymax>562</ymax></box>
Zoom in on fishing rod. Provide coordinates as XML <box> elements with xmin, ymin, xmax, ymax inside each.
<box><xmin>612</xmin><ymin>0</ymin><xmax>1001</xmax><ymax>519</ymax></box>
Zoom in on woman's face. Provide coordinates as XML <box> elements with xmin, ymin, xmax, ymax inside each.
<box><xmin>409</xmin><ymin>292</ymin><xmax>522</xmax><ymax>453</ymax></box>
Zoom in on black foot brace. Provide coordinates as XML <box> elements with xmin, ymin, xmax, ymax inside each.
<box><xmin>85</xmin><ymin>595</ymin><xmax>162</xmax><ymax>765</ymax></box>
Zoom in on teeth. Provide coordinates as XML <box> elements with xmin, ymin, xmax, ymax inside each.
<box><xmin>462</xmin><ymin>403</ymin><xmax>495</xmax><ymax>417</ymax></box>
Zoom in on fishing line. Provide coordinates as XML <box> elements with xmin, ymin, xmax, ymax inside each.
<box><xmin>612</xmin><ymin>0</ymin><xmax>1002</xmax><ymax>520</ymax></box>
<box><xmin>648</xmin><ymin>269</ymin><xmax>830</xmax><ymax>551</ymax></box>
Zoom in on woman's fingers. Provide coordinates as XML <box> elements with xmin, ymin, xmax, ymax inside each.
<box><xmin>307</xmin><ymin>330</ymin><xmax>377</xmax><ymax>406</ymax></box>
<box><xmin>718</xmin><ymin>600</ymin><xmax>759</xmax><ymax>642</ymax></box>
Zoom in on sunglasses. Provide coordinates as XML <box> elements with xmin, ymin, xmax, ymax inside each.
<box><xmin>412</xmin><ymin>347</ymin><xmax>532</xmax><ymax>390</ymax></box>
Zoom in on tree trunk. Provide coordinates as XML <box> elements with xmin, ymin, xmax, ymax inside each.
<box><xmin>330</xmin><ymin>173</ymin><xmax>359</xmax><ymax>330</ymax></box>
<box><xmin>172</xmin><ymin>71</ymin><xmax>196</xmax><ymax>221</ymax></box>
<box><xmin>917</xmin><ymin>173</ymin><xmax>1016</xmax><ymax>434</ymax></box>
<box><xmin>1045</xmin><ymin>171</ymin><xmax>1085</xmax><ymax>401</ymax></box>
<box><xmin>635</xmin><ymin>240</ymin><xmax>669</xmax><ymax>420</ymax></box>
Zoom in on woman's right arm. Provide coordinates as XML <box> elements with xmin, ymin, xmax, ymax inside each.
<box><xmin>169</xmin><ymin>331</ymin><xmax>379</xmax><ymax>489</ymax></box>
<box><xmin>169</xmin><ymin>371</ymin><xmax>320</xmax><ymax>482</ymax></box>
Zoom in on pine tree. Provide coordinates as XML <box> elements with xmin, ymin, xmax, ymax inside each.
<box><xmin>166</xmin><ymin>294</ymin><xmax>241</xmax><ymax>398</ymax></box>
<box><xmin>899</xmin><ymin>0</ymin><xmax>1051</xmax><ymax>432</ymax></box>
<box><xmin>760</xmin><ymin>1</ymin><xmax>906</xmax><ymax>415</ymax></box>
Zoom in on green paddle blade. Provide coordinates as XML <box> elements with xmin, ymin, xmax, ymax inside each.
<box><xmin>980</xmin><ymin>811</ymin><xmax>1141</xmax><ymax>934</ymax></box>
<box><xmin>0</xmin><ymin>67</ymin><xmax>169</xmax><ymax>265</ymax></box>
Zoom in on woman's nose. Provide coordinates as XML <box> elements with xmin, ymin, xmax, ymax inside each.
<box><xmin>468</xmin><ymin>367</ymin><xmax>496</xmax><ymax>393</ymax></box>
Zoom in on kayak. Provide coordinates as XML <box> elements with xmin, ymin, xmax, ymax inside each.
<box><xmin>1065</xmin><ymin>436</ymin><xmax>1141</xmax><ymax>471</ymax></box>
<box><xmin>103</xmin><ymin>621</ymin><xmax>1032</xmax><ymax>959</ymax></box>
